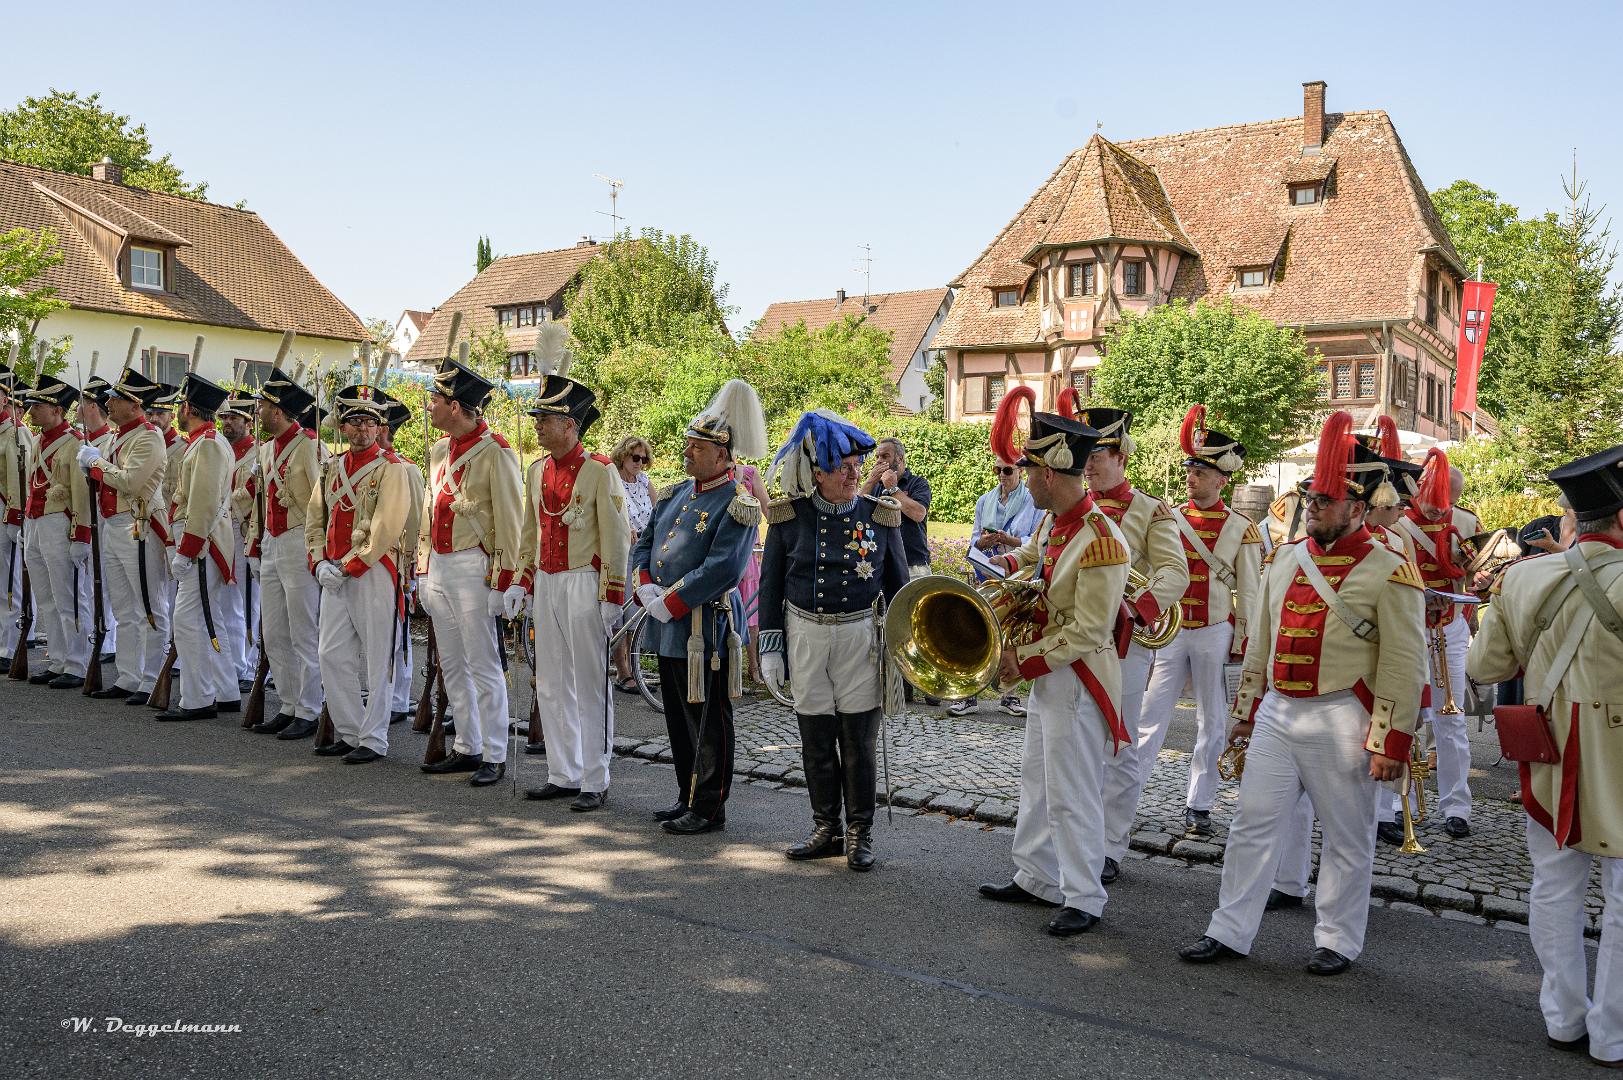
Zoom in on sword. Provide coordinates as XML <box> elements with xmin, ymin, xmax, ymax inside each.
<box><xmin>137</xmin><ymin>528</ymin><xmax>155</xmax><ymax>628</ymax></box>
<box><xmin>197</xmin><ymin>556</ymin><xmax>220</xmax><ymax>652</ymax></box>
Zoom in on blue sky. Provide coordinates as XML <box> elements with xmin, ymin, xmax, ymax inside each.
<box><xmin>6</xmin><ymin>1</ymin><xmax>1620</xmax><ymax>335</ymax></box>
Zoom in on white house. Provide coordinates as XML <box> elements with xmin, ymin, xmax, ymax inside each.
<box><xmin>388</xmin><ymin>309</ymin><xmax>431</xmax><ymax>370</ymax></box>
<box><xmin>3</xmin><ymin>158</ymin><xmax>365</xmax><ymax>385</ymax></box>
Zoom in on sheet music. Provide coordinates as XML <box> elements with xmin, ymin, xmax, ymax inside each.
<box><xmin>966</xmin><ymin>545</ymin><xmax>1007</xmax><ymax>579</ymax></box>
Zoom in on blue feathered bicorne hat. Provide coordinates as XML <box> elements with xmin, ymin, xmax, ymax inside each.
<box><xmin>766</xmin><ymin>409</ymin><xmax>877</xmax><ymax>499</ymax></box>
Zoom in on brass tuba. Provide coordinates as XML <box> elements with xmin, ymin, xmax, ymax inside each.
<box><xmin>1128</xmin><ymin>567</ymin><xmax>1181</xmax><ymax>650</ymax></box>
<box><xmin>884</xmin><ymin>571</ymin><xmax>1045</xmax><ymax>700</ymax></box>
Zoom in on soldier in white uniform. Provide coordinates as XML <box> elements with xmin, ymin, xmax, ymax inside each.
<box><xmin>1468</xmin><ymin>443</ymin><xmax>1623</xmax><ymax>1068</ymax></box>
<box><xmin>307</xmin><ymin>384</ymin><xmax>413</xmax><ymax>763</ymax></box>
<box><xmin>77</xmin><ymin>376</ymin><xmax>118</xmax><ymax>663</ymax></box>
<box><xmin>0</xmin><ymin>362</ymin><xmax>38</xmax><ymax>667</ymax></box>
<box><xmin>380</xmin><ymin>399</ymin><xmax>424</xmax><ymax>725</ymax></box>
<box><xmin>20</xmin><ymin>377</ymin><xmax>92</xmax><ymax>688</ymax></box>
<box><xmin>220</xmin><ymin>393</ymin><xmax>260</xmax><ymax>690</ymax></box>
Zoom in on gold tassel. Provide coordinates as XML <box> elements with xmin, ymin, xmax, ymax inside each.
<box><xmin>727</xmin><ymin>628</ymin><xmax>743</xmax><ymax>700</ymax></box>
<box><xmin>686</xmin><ymin>611</ymin><xmax>705</xmax><ymax>703</ymax></box>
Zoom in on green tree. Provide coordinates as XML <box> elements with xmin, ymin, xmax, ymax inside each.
<box><xmin>1091</xmin><ymin>298</ymin><xmax>1323</xmax><ymax>475</ymax></box>
<box><xmin>0</xmin><ymin>89</ymin><xmax>206</xmax><ymax>199</ymax></box>
<box><xmin>565</xmin><ymin>228</ymin><xmax>730</xmax><ymax>377</ymax></box>
<box><xmin>592</xmin><ymin>322</ymin><xmax>740</xmax><ymax>463</ymax></box>
<box><xmin>739</xmin><ymin>316</ymin><xmax>897</xmax><ymax>444</ymax></box>
<box><xmin>922</xmin><ymin>351</ymin><xmax>947</xmax><ymax>421</ymax></box>
<box><xmin>0</xmin><ymin>227</ymin><xmax>67</xmax><ymax>349</ymax></box>
<box><xmin>476</xmin><ymin>236</ymin><xmax>493</xmax><ymax>273</ymax></box>
<box><xmin>466</xmin><ymin>325</ymin><xmax>513</xmax><ymax>383</ymax></box>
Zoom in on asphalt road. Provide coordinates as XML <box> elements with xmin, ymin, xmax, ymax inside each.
<box><xmin>0</xmin><ymin>677</ymin><xmax>1571</xmax><ymax>1080</ymax></box>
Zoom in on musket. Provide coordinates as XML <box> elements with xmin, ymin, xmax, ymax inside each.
<box><xmin>78</xmin><ymin>350</ymin><xmax>108</xmax><ymax>695</ymax></box>
<box><xmin>417</xmin><ymin>310</ymin><xmax>463</xmax><ymax>761</ymax></box>
<box><xmin>6</xmin><ymin>339</ymin><xmax>32</xmax><ymax>681</ymax></box>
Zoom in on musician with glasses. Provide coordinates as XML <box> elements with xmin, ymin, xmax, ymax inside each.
<box><xmin>1178</xmin><ymin>411</ymin><xmax>1425</xmax><ymax>977</ymax></box>
<box><xmin>949</xmin><ymin>456</ymin><xmax>1040</xmax><ymax>719</ymax></box>
<box><xmin>760</xmin><ymin>410</ymin><xmax>909</xmax><ymax>871</ymax></box>
<box><xmin>1467</xmin><ymin>443</ymin><xmax>1623</xmax><ymax>1069</ymax></box>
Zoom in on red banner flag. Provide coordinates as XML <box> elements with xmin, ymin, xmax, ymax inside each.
<box><xmin>1453</xmin><ymin>280</ymin><xmax>1497</xmax><ymax>416</ymax></box>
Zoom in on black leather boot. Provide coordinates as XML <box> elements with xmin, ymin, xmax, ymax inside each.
<box><xmin>837</xmin><ymin>709</ymin><xmax>881</xmax><ymax>871</ymax></box>
<box><xmin>786</xmin><ymin>714</ymin><xmax>844</xmax><ymax>860</ymax></box>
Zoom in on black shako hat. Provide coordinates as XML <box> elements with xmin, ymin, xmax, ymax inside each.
<box><xmin>179</xmin><ymin>373</ymin><xmax>230</xmax><ymax>414</ymax></box>
<box><xmin>433</xmin><ymin>356</ymin><xmax>496</xmax><ymax>411</ymax></box>
<box><xmin>1016</xmin><ymin>413</ymin><xmax>1100</xmax><ymax>475</ymax></box>
<box><xmin>1550</xmin><ymin>444</ymin><xmax>1623</xmax><ymax>518</ymax></box>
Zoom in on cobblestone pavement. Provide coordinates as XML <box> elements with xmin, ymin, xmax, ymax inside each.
<box><xmin>615</xmin><ymin>696</ymin><xmax>1605</xmax><ymax>933</ymax></box>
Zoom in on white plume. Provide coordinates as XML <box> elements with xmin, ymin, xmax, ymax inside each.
<box><xmin>695</xmin><ymin>379</ymin><xmax>767</xmax><ymax>460</ymax></box>
<box><xmin>535</xmin><ymin>321</ymin><xmax>574</xmax><ymax>377</ymax></box>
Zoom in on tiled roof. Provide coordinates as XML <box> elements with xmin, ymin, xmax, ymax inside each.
<box><xmin>1283</xmin><ymin>154</ymin><xmax>1336</xmax><ymax>185</ymax></box>
<box><xmin>934</xmin><ymin>110</ymin><xmax>1464</xmax><ymax>350</ymax></box>
<box><xmin>752</xmin><ymin>287</ymin><xmax>952</xmax><ymax>383</ymax></box>
<box><xmin>404</xmin><ymin>244</ymin><xmax>601</xmax><ymax>364</ymax></box>
<box><xmin>0</xmin><ymin>158</ymin><xmax>365</xmax><ymax>342</ymax></box>
<box><xmin>400</xmin><ymin>309</ymin><xmax>432</xmax><ymax>332</ymax></box>
<box><xmin>1024</xmin><ymin>136</ymin><xmax>1195</xmax><ymax>261</ymax></box>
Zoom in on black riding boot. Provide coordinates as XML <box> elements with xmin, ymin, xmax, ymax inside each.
<box><xmin>837</xmin><ymin>708</ymin><xmax>881</xmax><ymax>871</ymax></box>
<box><xmin>786</xmin><ymin>714</ymin><xmax>844</xmax><ymax>860</ymax></box>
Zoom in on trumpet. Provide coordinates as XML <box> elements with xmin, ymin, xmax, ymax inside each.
<box><xmin>1128</xmin><ymin>568</ymin><xmax>1181</xmax><ymax>650</ymax></box>
<box><xmin>1217</xmin><ymin>736</ymin><xmax>1248</xmax><ymax>780</ymax></box>
<box><xmin>1430</xmin><ymin>627</ymin><xmax>1461</xmax><ymax>715</ymax></box>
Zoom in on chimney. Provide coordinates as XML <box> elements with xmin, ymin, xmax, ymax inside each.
<box><xmin>835</xmin><ymin>288</ymin><xmax>846</xmax><ymax>306</ymax></box>
<box><xmin>1302</xmin><ymin>81</ymin><xmax>1326</xmax><ymax>155</ymax></box>
<box><xmin>578</xmin><ymin>235</ymin><xmax>594</xmax><ymax>247</ymax></box>
<box><xmin>90</xmin><ymin>156</ymin><xmax>124</xmax><ymax>184</ymax></box>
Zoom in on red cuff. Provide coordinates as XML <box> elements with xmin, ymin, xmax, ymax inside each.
<box><xmin>72</xmin><ymin>524</ymin><xmax>91</xmax><ymax>544</ymax></box>
<box><xmin>3</xmin><ymin>509</ymin><xmax>20</xmax><ymax>526</ymax></box>
<box><xmin>996</xmin><ymin>554</ymin><xmax>1017</xmax><ymax>574</ymax></box>
<box><xmin>1378</xmin><ymin>727</ymin><xmax>1414</xmax><ymax>761</ymax></box>
<box><xmin>1131</xmin><ymin>592</ymin><xmax>1160</xmax><ymax>624</ymax></box>
<box><xmin>518</xmin><ymin>569</ymin><xmax>534</xmax><ymax>590</ymax></box>
<box><xmin>492</xmin><ymin>568</ymin><xmax>514</xmax><ymax>592</ymax></box>
<box><xmin>177</xmin><ymin>532</ymin><xmax>205</xmax><ymax>559</ymax></box>
<box><xmin>344</xmin><ymin>557</ymin><xmax>369</xmax><ymax>577</ymax></box>
<box><xmin>637</xmin><ymin>568</ymin><xmax>653</xmax><ymax>588</ymax></box>
<box><xmin>604</xmin><ymin>584</ymin><xmax>625</xmax><ymax>606</ymax></box>
<box><xmin>664</xmin><ymin>590</ymin><xmax>691</xmax><ymax>620</ymax></box>
<box><xmin>1017</xmin><ymin>654</ymin><xmax>1051</xmax><ymax>680</ymax></box>
<box><xmin>89</xmin><ymin>464</ymin><xmax>106</xmax><ymax>483</ymax></box>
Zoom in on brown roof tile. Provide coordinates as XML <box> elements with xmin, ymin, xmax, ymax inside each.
<box><xmin>1025</xmin><ymin>136</ymin><xmax>1195</xmax><ymax>261</ymax></box>
<box><xmin>404</xmin><ymin>244</ymin><xmax>601</xmax><ymax>364</ymax></box>
<box><xmin>752</xmin><ymin>287</ymin><xmax>952</xmax><ymax>383</ymax></box>
<box><xmin>0</xmin><ymin>158</ymin><xmax>365</xmax><ymax>342</ymax></box>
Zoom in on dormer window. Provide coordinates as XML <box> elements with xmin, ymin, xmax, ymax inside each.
<box><xmin>994</xmin><ymin>288</ymin><xmax>1021</xmax><ymax>308</ymax></box>
<box><xmin>1066</xmin><ymin>262</ymin><xmax>1096</xmax><ymax>297</ymax></box>
<box><xmin>1290</xmin><ymin>183</ymin><xmax>1321</xmax><ymax>206</ymax></box>
<box><xmin>1237</xmin><ymin>267</ymin><xmax>1267</xmax><ymax>290</ymax></box>
<box><xmin>497</xmin><ymin>307</ymin><xmax>515</xmax><ymax>328</ymax></box>
<box><xmin>129</xmin><ymin>245</ymin><xmax>164</xmax><ymax>290</ymax></box>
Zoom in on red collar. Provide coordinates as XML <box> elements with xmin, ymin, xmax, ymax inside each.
<box><xmin>231</xmin><ymin>435</ymin><xmax>254</xmax><ymax>459</ymax></box>
<box><xmin>85</xmin><ymin>424</ymin><xmax>110</xmax><ymax>442</ymax></box>
<box><xmin>1096</xmin><ymin>479</ymin><xmax>1133</xmax><ymax>502</ymax></box>
<box><xmin>274</xmin><ymin>424</ymin><xmax>301</xmax><ymax>450</ymax></box>
<box><xmin>185</xmin><ymin>422</ymin><xmax>216</xmax><ymax>445</ymax></box>
<box><xmin>40</xmin><ymin>421</ymin><xmax>70</xmax><ymax>442</ymax></box>
<box><xmin>1185</xmin><ymin>497</ymin><xmax>1226</xmax><ymax>514</ymax></box>
<box><xmin>1307</xmin><ymin>525</ymin><xmax>1370</xmax><ymax>558</ymax></box>
<box><xmin>1578</xmin><ymin>533</ymin><xmax>1623</xmax><ymax>550</ymax></box>
<box><xmin>163</xmin><ymin>428</ymin><xmax>177</xmax><ymax>446</ymax></box>
<box><xmin>1405</xmin><ymin>506</ymin><xmax>1451</xmax><ymax>528</ymax></box>
<box><xmin>117</xmin><ymin>417</ymin><xmax>148</xmax><ymax>435</ymax></box>
<box><xmin>450</xmin><ymin>420</ymin><xmax>490</xmax><ymax>457</ymax></box>
<box><xmin>695</xmin><ymin>467</ymin><xmax>734</xmax><ymax>494</ymax></box>
<box><xmin>1049</xmin><ymin>492</ymin><xmax>1096</xmax><ymax>532</ymax></box>
<box><xmin>550</xmin><ymin>441</ymin><xmax>585</xmax><ymax>468</ymax></box>
<box><xmin>344</xmin><ymin>443</ymin><xmax>382</xmax><ymax>469</ymax></box>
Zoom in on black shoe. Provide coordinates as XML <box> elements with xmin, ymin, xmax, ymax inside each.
<box><xmin>653</xmin><ymin>802</ymin><xmax>689</xmax><ymax>822</ymax></box>
<box><xmin>786</xmin><ymin>824</ymin><xmax>845</xmax><ymax>860</ymax></box>
<box><xmin>343</xmin><ymin>746</ymin><xmax>384</xmax><ymax>764</ymax></box>
<box><xmin>89</xmin><ymin>684</ymin><xmax>135</xmax><ymax>700</ymax></box>
<box><xmin>470</xmin><ymin>762</ymin><xmax>506</xmax><ymax>787</ymax></box>
<box><xmin>661</xmin><ymin>811</ymin><xmax>722</xmax><ymax>834</ymax></box>
<box><xmin>1178</xmin><ymin>936</ymin><xmax>1244</xmax><ymax>964</ymax></box>
<box><xmin>421</xmin><ymin>751</ymin><xmax>482</xmax><ymax>774</ymax></box>
<box><xmin>977</xmin><ymin>880</ymin><xmax>1061</xmax><ymax>907</ymax></box>
<box><xmin>570</xmin><ymin>791</ymin><xmax>607</xmax><ymax>812</ymax></box>
<box><xmin>1100</xmin><ymin>857</ymin><xmax>1121</xmax><ymax>885</ymax></box>
<box><xmin>524</xmin><ymin>783</ymin><xmax>581</xmax><ymax>801</ymax></box>
<box><xmin>1184</xmin><ymin>807</ymin><xmax>1214</xmax><ymax>837</ymax></box>
<box><xmin>1266</xmin><ymin>889</ymin><xmax>1305</xmax><ymax>911</ymax></box>
<box><xmin>47</xmin><ymin>673</ymin><xmax>84</xmax><ymax>689</ymax></box>
<box><xmin>124</xmin><ymin>691</ymin><xmax>150</xmax><ymax>706</ymax></box>
<box><xmin>251</xmin><ymin>713</ymin><xmax>294</xmax><ymax>735</ymax></box>
<box><xmin>1306</xmin><ymin>947</ymin><xmax>1351</xmax><ymax>976</ymax></box>
<box><xmin>1549</xmin><ymin>1033</ymin><xmax>1589</xmax><ymax>1053</ymax></box>
<box><xmin>100</xmin><ymin>652</ymin><xmax>116</xmax><ymax>665</ymax></box>
<box><xmin>1047</xmin><ymin>908</ymin><xmax>1099</xmax><ymax>936</ymax></box>
<box><xmin>1443</xmin><ymin>816</ymin><xmax>1471</xmax><ymax>838</ymax></box>
<box><xmin>1376</xmin><ymin>819</ymin><xmax>1405</xmax><ymax>846</ymax></box>
<box><xmin>238</xmin><ymin>679</ymin><xmax>256</xmax><ymax>695</ymax></box>
<box><xmin>216</xmin><ymin>699</ymin><xmax>241</xmax><ymax>714</ymax></box>
<box><xmin>524</xmin><ymin>741</ymin><xmax>547</xmax><ymax>756</ymax></box>
<box><xmin>846</xmin><ymin>827</ymin><xmax>875</xmax><ymax>871</ymax></box>
<box><xmin>276</xmin><ymin>718</ymin><xmax>318</xmax><ymax>740</ymax></box>
<box><xmin>389</xmin><ymin>710</ymin><xmax>409</xmax><ymax>726</ymax></box>
<box><xmin>155</xmin><ymin>706</ymin><xmax>216</xmax><ymax>722</ymax></box>
<box><xmin>27</xmin><ymin>672</ymin><xmax>52</xmax><ymax>685</ymax></box>
<box><xmin>314</xmin><ymin>740</ymin><xmax>355</xmax><ymax>757</ymax></box>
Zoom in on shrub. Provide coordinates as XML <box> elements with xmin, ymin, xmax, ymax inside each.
<box><xmin>874</xmin><ymin>417</ymin><xmax>994</xmax><ymax>524</ymax></box>
<box><xmin>928</xmin><ymin>536</ymin><xmax>972</xmax><ymax>579</ymax></box>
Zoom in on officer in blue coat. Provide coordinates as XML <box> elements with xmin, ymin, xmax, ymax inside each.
<box><xmin>629</xmin><ymin>380</ymin><xmax>766</xmax><ymax>835</ymax></box>
<box><xmin>759</xmin><ymin>411</ymin><xmax>909</xmax><ymax>871</ymax></box>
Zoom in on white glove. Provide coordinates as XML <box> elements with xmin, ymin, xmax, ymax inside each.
<box><xmin>646</xmin><ymin>594</ymin><xmax>674</xmax><ymax>624</ymax></box>
<box><xmin>502</xmin><ymin>584</ymin><xmax>529</xmax><ymax>620</ymax></box>
<box><xmin>601</xmin><ymin>600</ymin><xmax>621</xmax><ymax>635</ymax></box>
<box><xmin>315</xmin><ymin>560</ymin><xmax>346</xmax><ymax>590</ymax></box>
<box><xmin>70</xmin><ymin>541</ymin><xmax>92</xmax><ymax>567</ymax></box>
<box><xmin>169</xmin><ymin>552</ymin><xmax>194</xmax><ymax>579</ymax></box>
<box><xmin>76</xmin><ymin>444</ymin><xmax>103</xmax><ymax>469</ymax></box>
<box><xmin>1</xmin><ymin>523</ymin><xmax>18</xmax><ymax>543</ymax></box>
<box><xmin>486</xmin><ymin>589</ymin><xmax>505</xmax><ymax>619</ymax></box>
<box><xmin>761</xmin><ymin>652</ymin><xmax>785</xmax><ymax>691</ymax></box>
<box><xmin>246</xmin><ymin>556</ymin><xmax>260</xmax><ymax>580</ymax></box>
<box><xmin>635</xmin><ymin>583</ymin><xmax>662</xmax><ymax>609</ymax></box>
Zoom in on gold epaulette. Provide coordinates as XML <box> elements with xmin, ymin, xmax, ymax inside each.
<box><xmin>765</xmin><ymin>496</ymin><xmax>796</xmax><ymax>526</ymax></box>
<box><xmin>1388</xmin><ymin>561</ymin><xmax>1425</xmax><ymax>590</ymax></box>
<box><xmin>871</xmin><ymin>494</ymin><xmax>902</xmax><ymax>528</ymax></box>
<box><xmin>1077</xmin><ymin>515</ymin><xmax>1128</xmax><ymax>569</ymax></box>
<box><xmin>1149</xmin><ymin>498</ymin><xmax>1172</xmax><ymax>521</ymax></box>
<box><xmin>729</xmin><ymin>491</ymin><xmax>761</xmax><ymax>527</ymax></box>
<box><xmin>1241</xmin><ymin>523</ymin><xmax>1262</xmax><ymax>545</ymax></box>
<box><xmin>656</xmin><ymin>481</ymin><xmax>686</xmax><ymax>503</ymax></box>
<box><xmin>1269</xmin><ymin>491</ymin><xmax>1297</xmax><ymax>517</ymax></box>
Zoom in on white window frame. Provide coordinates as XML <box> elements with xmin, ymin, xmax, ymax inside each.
<box><xmin>130</xmin><ymin>246</ymin><xmax>164</xmax><ymax>291</ymax></box>
<box><xmin>1237</xmin><ymin>268</ymin><xmax>1267</xmax><ymax>289</ymax></box>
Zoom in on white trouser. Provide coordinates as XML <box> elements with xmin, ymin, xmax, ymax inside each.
<box><xmin>786</xmin><ymin>607</ymin><xmax>880</xmax><ymax>715</ymax></box>
<box><xmin>1528</xmin><ymin>818</ymin><xmax>1623</xmax><ymax>1060</ymax></box>
<box><xmin>1134</xmin><ymin>621</ymin><xmax>1233</xmax><ymax>812</ymax></box>
<box><xmin>318</xmin><ymin>563</ymin><xmax>398</xmax><ymax>753</ymax></box>
<box><xmin>1101</xmin><ymin>641</ymin><xmax>1154</xmax><ymax>861</ymax></box>
<box><xmin>1425</xmin><ymin>615</ymin><xmax>1472</xmax><ymax>821</ymax></box>
<box><xmin>101</xmin><ymin>513</ymin><xmax>172</xmax><ymax>693</ymax></box>
<box><xmin>24</xmin><ymin>513</ymin><xmax>90</xmax><ymax>676</ymax></box>
<box><xmin>1</xmin><ymin>522</ymin><xmax>24</xmax><ymax>659</ymax></box>
<box><xmin>421</xmin><ymin>548</ymin><xmax>509</xmax><ymax>764</ymax></box>
<box><xmin>95</xmin><ymin>516</ymin><xmax>116</xmax><ymax>653</ymax></box>
<box><xmin>1011</xmin><ymin>665</ymin><xmax>1110</xmax><ymax>916</ymax></box>
<box><xmin>534</xmin><ymin>568</ymin><xmax>613</xmax><ymax>791</ymax></box>
<box><xmin>216</xmin><ymin>525</ymin><xmax>246</xmax><ymax>684</ymax></box>
<box><xmin>260</xmin><ymin>528</ymin><xmax>322</xmax><ymax>721</ymax></box>
<box><xmin>228</xmin><ymin>525</ymin><xmax>258</xmax><ymax>681</ymax></box>
<box><xmin>173</xmin><ymin>556</ymin><xmax>237</xmax><ymax>710</ymax></box>
<box><xmin>391</xmin><ymin>620</ymin><xmax>413</xmax><ymax>713</ymax></box>
<box><xmin>1273</xmin><ymin>792</ymin><xmax>1317</xmax><ymax>897</ymax></box>
<box><xmin>1206</xmin><ymin>690</ymin><xmax>1381</xmax><ymax>959</ymax></box>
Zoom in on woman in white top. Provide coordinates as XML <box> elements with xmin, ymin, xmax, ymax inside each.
<box><xmin>611</xmin><ymin>435</ymin><xmax>656</xmax><ymax>691</ymax></box>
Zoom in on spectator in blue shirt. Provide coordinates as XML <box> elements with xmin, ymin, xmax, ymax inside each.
<box><xmin>949</xmin><ymin>456</ymin><xmax>1040</xmax><ymax>719</ymax></box>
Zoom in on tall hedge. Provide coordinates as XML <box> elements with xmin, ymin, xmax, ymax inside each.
<box><xmin>872</xmin><ymin>417</ymin><xmax>994</xmax><ymax>524</ymax></box>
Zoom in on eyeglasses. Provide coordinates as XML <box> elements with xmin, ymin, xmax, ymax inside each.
<box><xmin>629</xmin><ymin>454</ymin><xmax>648</xmax><ymax>464</ymax></box>
<box><xmin>1301</xmin><ymin>493</ymin><xmax>1344</xmax><ymax>511</ymax></box>
<box><xmin>995</xmin><ymin>466</ymin><xmax>1017</xmax><ymax>476</ymax></box>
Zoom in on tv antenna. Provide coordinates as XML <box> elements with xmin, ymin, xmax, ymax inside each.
<box><xmin>853</xmin><ymin>243</ymin><xmax>874</xmax><ymax>306</ymax></box>
<box><xmin>593</xmin><ymin>174</ymin><xmax>625</xmax><ymax>237</ymax></box>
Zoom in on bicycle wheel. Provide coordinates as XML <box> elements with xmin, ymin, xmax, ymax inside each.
<box><xmin>630</xmin><ymin>614</ymin><xmax>662</xmax><ymax>709</ymax></box>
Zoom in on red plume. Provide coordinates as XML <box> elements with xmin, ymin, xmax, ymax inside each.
<box><xmin>1417</xmin><ymin>446</ymin><xmax>1452</xmax><ymax>512</ymax></box>
<box><xmin>1055</xmin><ymin>386</ymin><xmax>1081</xmax><ymax>419</ymax></box>
<box><xmin>1179</xmin><ymin>404</ymin><xmax>1206</xmax><ymax>457</ymax></box>
<box><xmin>990</xmin><ymin>384</ymin><xmax>1035</xmax><ymax>464</ymax></box>
<box><xmin>1376</xmin><ymin>414</ymin><xmax>1402</xmax><ymax>459</ymax></box>
<box><xmin>1309</xmin><ymin>410</ymin><xmax>1354</xmax><ymax>499</ymax></box>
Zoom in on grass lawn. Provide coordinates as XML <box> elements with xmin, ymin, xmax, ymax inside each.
<box><xmin>930</xmin><ymin>520</ymin><xmax>973</xmax><ymax>540</ymax></box>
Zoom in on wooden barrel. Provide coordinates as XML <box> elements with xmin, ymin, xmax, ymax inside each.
<box><xmin>1231</xmin><ymin>483</ymin><xmax>1274</xmax><ymax>523</ymax></box>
